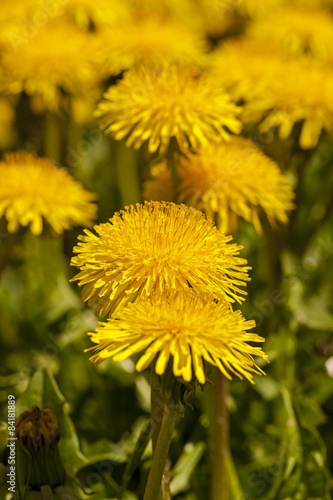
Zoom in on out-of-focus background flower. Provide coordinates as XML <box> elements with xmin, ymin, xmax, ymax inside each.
<box><xmin>0</xmin><ymin>0</ymin><xmax>333</xmax><ymax>499</ymax></box>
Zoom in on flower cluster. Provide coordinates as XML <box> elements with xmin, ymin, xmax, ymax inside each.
<box><xmin>71</xmin><ymin>201</ymin><xmax>269</xmax><ymax>384</ymax></box>
<box><xmin>5</xmin><ymin>0</ymin><xmax>331</xmax><ymax>495</ymax></box>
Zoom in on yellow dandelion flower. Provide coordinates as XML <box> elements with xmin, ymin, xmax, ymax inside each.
<box><xmin>71</xmin><ymin>201</ymin><xmax>250</xmax><ymax>317</ymax></box>
<box><xmin>196</xmin><ymin>0</ymin><xmax>240</xmax><ymax>38</ymax></box>
<box><xmin>238</xmin><ymin>0</ymin><xmax>286</xmax><ymax>18</ymax></box>
<box><xmin>143</xmin><ymin>161</ymin><xmax>174</xmax><ymax>202</ymax></box>
<box><xmin>96</xmin><ymin>63</ymin><xmax>242</xmax><ymax>155</ymax></box>
<box><xmin>257</xmin><ymin>60</ymin><xmax>333</xmax><ymax>149</ymax></box>
<box><xmin>98</xmin><ymin>16</ymin><xmax>207</xmax><ymax>75</ymax></box>
<box><xmin>0</xmin><ymin>0</ymin><xmax>37</xmax><ymax>24</ymax></box>
<box><xmin>61</xmin><ymin>0</ymin><xmax>130</xmax><ymax>29</ymax></box>
<box><xmin>2</xmin><ymin>19</ymin><xmax>100</xmax><ymax>110</ymax></box>
<box><xmin>128</xmin><ymin>0</ymin><xmax>196</xmax><ymax>26</ymax></box>
<box><xmin>0</xmin><ymin>152</ymin><xmax>98</xmax><ymax>235</ymax></box>
<box><xmin>87</xmin><ymin>289</ymin><xmax>267</xmax><ymax>384</ymax></box>
<box><xmin>210</xmin><ymin>39</ymin><xmax>290</xmax><ymax>112</ymax></box>
<box><xmin>211</xmin><ymin>39</ymin><xmax>333</xmax><ymax>148</ymax></box>
<box><xmin>249</xmin><ymin>6</ymin><xmax>333</xmax><ymax>60</ymax></box>
<box><xmin>178</xmin><ymin>137</ymin><xmax>295</xmax><ymax>233</ymax></box>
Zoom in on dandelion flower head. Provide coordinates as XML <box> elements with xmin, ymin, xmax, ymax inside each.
<box><xmin>2</xmin><ymin>19</ymin><xmax>100</xmax><ymax>110</ymax></box>
<box><xmin>194</xmin><ymin>0</ymin><xmax>240</xmax><ymax>38</ymax></box>
<box><xmin>258</xmin><ymin>60</ymin><xmax>333</xmax><ymax>149</ymax></box>
<box><xmin>128</xmin><ymin>0</ymin><xmax>196</xmax><ymax>26</ymax></box>
<box><xmin>71</xmin><ymin>201</ymin><xmax>250</xmax><ymax>317</ymax></box>
<box><xmin>98</xmin><ymin>16</ymin><xmax>208</xmax><ymax>75</ymax></box>
<box><xmin>0</xmin><ymin>152</ymin><xmax>98</xmax><ymax>235</ymax></box>
<box><xmin>210</xmin><ymin>39</ymin><xmax>291</xmax><ymax>116</ymax></box>
<box><xmin>211</xmin><ymin>39</ymin><xmax>333</xmax><ymax>148</ymax></box>
<box><xmin>96</xmin><ymin>63</ymin><xmax>242</xmax><ymax>155</ymax></box>
<box><xmin>15</xmin><ymin>407</ymin><xmax>60</xmax><ymax>451</ymax></box>
<box><xmin>248</xmin><ymin>6</ymin><xmax>333</xmax><ymax>60</ymax></box>
<box><xmin>238</xmin><ymin>0</ymin><xmax>287</xmax><ymax>18</ymax></box>
<box><xmin>61</xmin><ymin>0</ymin><xmax>131</xmax><ymax>29</ymax></box>
<box><xmin>178</xmin><ymin>137</ymin><xmax>295</xmax><ymax>233</ymax></box>
<box><xmin>87</xmin><ymin>289</ymin><xmax>267</xmax><ymax>385</ymax></box>
<box><xmin>0</xmin><ymin>0</ymin><xmax>37</xmax><ymax>24</ymax></box>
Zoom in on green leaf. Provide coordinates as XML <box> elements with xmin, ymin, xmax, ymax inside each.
<box><xmin>253</xmin><ymin>376</ymin><xmax>280</xmax><ymax>401</ymax></box>
<box><xmin>227</xmin><ymin>452</ymin><xmax>244</xmax><ymax>500</ymax></box>
<box><xmin>81</xmin><ymin>438</ymin><xmax>128</xmax><ymax>465</ymax></box>
<box><xmin>170</xmin><ymin>442</ymin><xmax>205</xmax><ymax>496</ymax></box>
<box><xmin>296</xmin><ymin>405</ymin><xmax>331</xmax><ymax>500</ymax></box>
<box><xmin>119</xmin><ymin>420</ymin><xmax>150</xmax><ymax>499</ymax></box>
<box><xmin>281</xmin><ymin>252</ymin><xmax>333</xmax><ymax>331</ymax></box>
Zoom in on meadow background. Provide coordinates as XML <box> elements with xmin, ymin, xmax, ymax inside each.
<box><xmin>0</xmin><ymin>0</ymin><xmax>333</xmax><ymax>499</ymax></box>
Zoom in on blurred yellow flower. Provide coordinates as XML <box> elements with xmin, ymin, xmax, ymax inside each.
<box><xmin>182</xmin><ymin>0</ymin><xmax>239</xmax><ymax>38</ymax></box>
<box><xmin>128</xmin><ymin>0</ymin><xmax>196</xmax><ymax>26</ymax></box>
<box><xmin>2</xmin><ymin>19</ymin><xmax>100</xmax><ymax>111</ymax></box>
<box><xmin>96</xmin><ymin>63</ymin><xmax>241</xmax><ymax>154</ymax></box>
<box><xmin>210</xmin><ymin>39</ymin><xmax>290</xmax><ymax>113</ymax></box>
<box><xmin>87</xmin><ymin>289</ymin><xmax>267</xmax><ymax>384</ymax></box>
<box><xmin>249</xmin><ymin>6</ymin><xmax>333</xmax><ymax>60</ymax></box>
<box><xmin>238</xmin><ymin>0</ymin><xmax>286</xmax><ymax>18</ymax></box>
<box><xmin>143</xmin><ymin>162</ymin><xmax>174</xmax><ymax>202</ymax></box>
<box><xmin>0</xmin><ymin>0</ymin><xmax>37</xmax><ymax>23</ymax></box>
<box><xmin>211</xmin><ymin>39</ymin><xmax>333</xmax><ymax>148</ymax></box>
<box><xmin>71</xmin><ymin>201</ymin><xmax>250</xmax><ymax>317</ymax></box>
<box><xmin>258</xmin><ymin>60</ymin><xmax>333</xmax><ymax>149</ymax></box>
<box><xmin>98</xmin><ymin>16</ymin><xmax>207</xmax><ymax>75</ymax></box>
<box><xmin>61</xmin><ymin>0</ymin><xmax>130</xmax><ymax>28</ymax></box>
<box><xmin>0</xmin><ymin>152</ymin><xmax>98</xmax><ymax>235</ymax></box>
<box><xmin>178</xmin><ymin>137</ymin><xmax>295</xmax><ymax>233</ymax></box>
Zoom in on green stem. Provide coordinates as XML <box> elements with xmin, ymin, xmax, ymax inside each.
<box><xmin>167</xmin><ymin>153</ymin><xmax>179</xmax><ymax>194</ymax></box>
<box><xmin>212</xmin><ymin>371</ymin><xmax>229</xmax><ymax>500</ymax></box>
<box><xmin>45</xmin><ymin>113</ymin><xmax>62</xmax><ymax>164</ymax></box>
<box><xmin>150</xmin><ymin>372</ymin><xmax>172</xmax><ymax>500</ymax></box>
<box><xmin>286</xmin><ymin>149</ymin><xmax>311</xmax><ymax>245</ymax></box>
<box><xmin>303</xmin><ymin>193</ymin><xmax>333</xmax><ymax>249</ymax></box>
<box><xmin>166</xmin><ymin>139</ymin><xmax>179</xmax><ymax>194</ymax></box>
<box><xmin>116</xmin><ymin>140</ymin><xmax>141</xmax><ymax>205</ymax></box>
<box><xmin>144</xmin><ymin>397</ymin><xmax>176</xmax><ymax>500</ymax></box>
<box><xmin>151</xmin><ymin>372</ymin><xmax>164</xmax><ymax>453</ymax></box>
<box><xmin>0</xmin><ymin>233</ymin><xmax>20</xmax><ymax>279</ymax></box>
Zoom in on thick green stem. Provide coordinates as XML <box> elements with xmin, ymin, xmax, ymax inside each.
<box><xmin>150</xmin><ymin>373</ymin><xmax>172</xmax><ymax>500</ymax></box>
<box><xmin>144</xmin><ymin>394</ymin><xmax>176</xmax><ymax>500</ymax></box>
<box><xmin>212</xmin><ymin>371</ymin><xmax>229</xmax><ymax>500</ymax></box>
<box><xmin>151</xmin><ymin>372</ymin><xmax>164</xmax><ymax>453</ymax></box>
